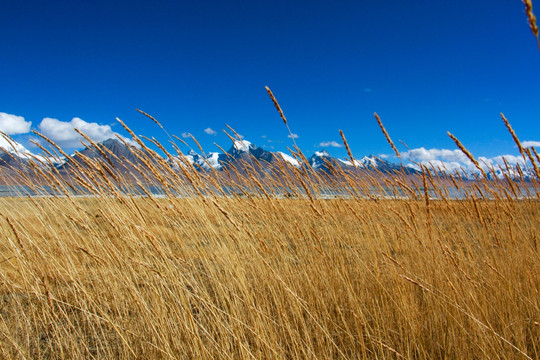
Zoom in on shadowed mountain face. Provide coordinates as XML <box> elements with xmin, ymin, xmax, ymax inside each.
<box><xmin>0</xmin><ymin>152</ymin><xmax>27</xmax><ymax>169</ymax></box>
<box><xmin>59</xmin><ymin>138</ymin><xmax>143</xmax><ymax>171</ymax></box>
<box><xmin>220</xmin><ymin>140</ymin><xmax>276</xmax><ymax>169</ymax></box>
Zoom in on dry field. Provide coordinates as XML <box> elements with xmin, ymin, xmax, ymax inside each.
<box><xmin>0</xmin><ymin>184</ymin><xmax>538</xmax><ymax>359</ymax></box>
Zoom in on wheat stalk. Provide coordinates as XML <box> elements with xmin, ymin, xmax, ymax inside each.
<box><xmin>523</xmin><ymin>0</ymin><xmax>540</xmax><ymax>50</ymax></box>
<box><xmin>339</xmin><ymin>129</ymin><xmax>356</xmax><ymax>167</ymax></box>
<box><xmin>501</xmin><ymin>113</ymin><xmax>528</xmax><ymax>164</ymax></box>
<box><xmin>447</xmin><ymin>132</ymin><xmax>488</xmax><ymax>178</ymax></box>
<box><xmin>375</xmin><ymin>112</ymin><xmax>400</xmax><ymax>158</ymax></box>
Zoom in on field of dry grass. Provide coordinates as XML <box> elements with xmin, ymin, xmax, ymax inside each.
<box><xmin>0</xmin><ymin>187</ymin><xmax>538</xmax><ymax>358</ymax></box>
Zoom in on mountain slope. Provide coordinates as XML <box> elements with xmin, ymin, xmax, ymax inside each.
<box><xmin>59</xmin><ymin>138</ymin><xmax>144</xmax><ymax>172</ymax></box>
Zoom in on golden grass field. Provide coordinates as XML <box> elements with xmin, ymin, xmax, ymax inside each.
<box><xmin>0</xmin><ymin>183</ymin><xmax>539</xmax><ymax>359</ymax></box>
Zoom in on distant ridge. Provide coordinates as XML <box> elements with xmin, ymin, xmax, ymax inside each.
<box><xmin>1</xmin><ymin>136</ymin><xmax>536</xmax><ymax>180</ymax></box>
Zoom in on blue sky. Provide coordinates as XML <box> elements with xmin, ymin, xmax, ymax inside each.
<box><xmin>1</xmin><ymin>0</ymin><xmax>539</xmax><ymax>169</ymax></box>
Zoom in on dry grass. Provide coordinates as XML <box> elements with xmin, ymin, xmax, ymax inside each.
<box><xmin>0</xmin><ymin>113</ymin><xmax>539</xmax><ymax>359</ymax></box>
<box><xmin>0</xmin><ymin>194</ymin><xmax>538</xmax><ymax>359</ymax></box>
<box><xmin>523</xmin><ymin>0</ymin><xmax>540</xmax><ymax>50</ymax></box>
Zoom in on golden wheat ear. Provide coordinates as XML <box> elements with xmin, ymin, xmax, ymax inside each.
<box><xmin>447</xmin><ymin>131</ymin><xmax>489</xmax><ymax>179</ymax></box>
<box><xmin>265</xmin><ymin>85</ymin><xmax>301</xmax><ymax>151</ymax></box>
<box><xmin>523</xmin><ymin>0</ymin><xmax>540</xmax><ymax>51</ymax></box>
<box><xmin>375</xmin><ymin>112</ymin><xmax>400</xmax><ymax>158</ymax></box>
<box><xmin>339</xmin><ymin>130</ymin><xmax>356</xmax><ymax>167</ymax></box>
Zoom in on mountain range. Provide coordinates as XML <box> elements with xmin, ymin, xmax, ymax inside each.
<box><xmin>0</xmin><ymin>136</ymin><xmax>535</xmax><ymax>180</ymax></box>
<box><xmin>170</xmin><ymin>139</ymin><xmax>416</xmax><ymax>174</ymax></box>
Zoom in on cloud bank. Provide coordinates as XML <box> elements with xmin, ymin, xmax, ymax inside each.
<box><xmin>402</xmin><ymin>147</ymin><xmax>527</xmax><ymax>174</ymax></box>
<box><xmin>204</xmin><ymin>127</ymin><xmax>217</xmax><ymax>136</ymax></box>
<box><xmin>38</xmin><ymin>117</ymin><xmax>133</xmax><ymax>148</ymax></box>
<box><xmin>0</xmin><ymin>112</ymin><xmax>32</xmax><ymax>135</ymax></box>
<box><xmin>522</xmin><ymin>140</ymin><xmax>540</xmax><ymax>148</ymax></box>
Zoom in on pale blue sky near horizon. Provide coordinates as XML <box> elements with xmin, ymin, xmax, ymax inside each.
<box><xmin>1</xmin><ymin>0</ymin><xmax>539</xmax><ymax>167</ymax></box>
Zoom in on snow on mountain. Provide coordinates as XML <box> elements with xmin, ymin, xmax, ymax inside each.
<box><xmin>314</xmin><ymin>150</ymin><xmax>331</xmax><ymax>158</ymax></box>
<box><xmin>0</xmin><ymin>134</ymin><xmax>66</xmax><ymax>167</ymax></box>
<box><xmin>224</xmin><ymin>140</ymin><xmax>275</xmax><ymax>167</ymax></box>
<box><xmin>0</xmin><ymin>135</ymin><xmax>33</xmax><ymax>157</ymax></box>
<box><xmin>359</xmin><ymin>156</ymin><xmax>378</xmax><ymax>167</ymax></box>
<box><xmin>174</xmin><ymin>150</ymin><xmax>225</xmax><ymax>171</ymax></box>
<box><xmin>206</xmin><ymin>152</ymin><xmax>223</xmax><ymax>170</ymax></box>
<box><xmin>338</xmin><ymin>155</ymin><xmax>386</xmax><ymax>168</ymax></box>
<box><xmin>232</xmin><ymin>140</ymin><xmax>253</xmax><ymax>152</ymax></box>
<box><xmin>276</xmin><ymin>152</ymin><xmax>301</xmax><ymax>167</ymax></box>
<box><xmin>338</xmin><ymin>158</ymin><xmax>363</xmax><ymax>167</ymax></box>
<box><xmin>310</xmin><ymin>150</ymin><xmax>334</xmax><ymax>170</ymax></box>
<box><xmin>1</xmin><ymin>135</ymin><xmax>535</xmax><ymax>183</ymax></box>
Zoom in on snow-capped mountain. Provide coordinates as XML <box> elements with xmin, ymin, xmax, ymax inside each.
<box><xmin>6</xmin><ymin>136</ymin><xmax>534</xmax><ymax>182</ymax></box>
<box><xmin>178</xmin><ymin>141</ymin><xmax>419</xmax><ymax>175</ymax></box>
<box><xmin>276</xmin><ymin>152</ymin><xmax>301</xmax><ymax>167</ymax></box>
<box><xmin>309</xmin><ymin>150</ymin><xmax>336</xmax><ymax>170</ymax></box>
<box><xmin>307</xmin><ymin>151</ymin><xmax>419</xmax><ymax>174</ymax></box>
<box><xmin>176</xmin><ymin>140</ymin><xmax>300</xmax><ymax>172</ymax></box>
<box><xmin>338</xmin><ymin>156</ymin><xmax>378</xmax><ymax>168</ymax></box>
<box><xmin>0</xmin><ymin>135</ymin><xmax>421</xmax><ymax>176</ymax></box>
<box><xmin>0</xmin><ymin>134</ymin><xmax>65</xmax><ymax>168</ymax></box>
<box><xmin>176</xmin><ymin>150</ymin><xmax>225</xmax><ymax>171</ymax></box>
<box><xmin>0</xmin><ymin>135</ymin><xmax>32</xmax><ymax>156</ymax></box>
<box><xmin>227</xmin><ymin>140</ymin><xmax>275</xmax><ymax>164</ymax></box>
<box><xmin>338</xmin><ymin>155</ymin><xmax>419</xmax><ymax>174</ymax></box>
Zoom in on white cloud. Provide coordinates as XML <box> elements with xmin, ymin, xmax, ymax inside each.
<box><xmin>181</xmin><ymin>132</ymin><xmax>191</xmax><ymax>138</ymax></box>
<box><xmin>38</xmin><ymin>117</ymin><xmax>133</xmax><ymax>148</ymax></box>
<box><xmin>478</xmin><ymin>155</ymin><xmax>525</xmax><ymax>167</ymax></box>
<box><xmin>402</xmin><ymin>147</ymin><xmax>470</xmax><ymax>163</ymax></box>
<box><xmin>378</xmin><ymin>153</ymin><xmax>390</xmax><ymax>159</ymax></box>
<box><xmin>523</xmin><ymin>140</ymin><xmax>540</xmax><ymax>148</ymax></box>
<box><xmin>318</xmin><ymin>141</ymin><xmax>343</xmax><ymax>148</ymax></box>
<box><xmin>204</xmin><ymin>127</ymin><xmax>217</xmax><ymax>136</ymax></box>
<box><xmin>288</xmin><ymin>133</ymin><xmax>299</xmax><ymax>139</ymax></box>
<box><xmin>0</xmin><ymin>112</ymin><xmax>32</xmax><ymax>135</ymax></box>
<box><xmin>402</xmin><ymin>147</ymin><xmax>529</xmax><ymax>175</ymax></box>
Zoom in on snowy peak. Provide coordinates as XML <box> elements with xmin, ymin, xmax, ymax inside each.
<box><xmin>338</xmin><ymin>155</ymin><xmax>382</xmax><ymax>168</ymax></box>
<box><xmin>276</xmin><ymin>152</ymin><xmax>301</xmax><ymax>168</ymax></box>
<box><xmin>232</xmin><ymin>140</ymin><xmax>253</xmax><ymax>153</ymax></box>
<box><xmin>0</xmin><ymin>134</ymin><xmax>66</xmax><ymax>168</ymax></box>
<box><xmin>226</xmin><ymin>140</ymin><xmax>274</xmax><ymax>164</ymax></box>
<box><xmin>178</xmin><ymin>150</ymin><xmax>224</xmax><ymax>171</ymax></box>
<box><xmin>309</xmin><ymin>150</ymin><xmax>338</xmax><ymax>170</ymax></box>
<box><xmin>314</xmin><ymin>150</ymin><xmax>331</xmax><ymax>157</ymax></box>
<box><xmin>359</xmin><ymin>155</ymin><xmax>378</xmax><ymax>167</ymax></box>
<box><xmin>0</xmin><ymin>134</ymin><xmax>32</xmax><ymax>157</ymax></box>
